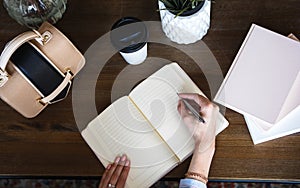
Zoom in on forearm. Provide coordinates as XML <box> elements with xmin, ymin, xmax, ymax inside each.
<box><xmin>188</xmin><ymin>142</ymin><xmax>215</xmax><ymax>178</ymax></box>
<box><xmin>179</xmin><ymin>143</ymin><xmax>215</xmax><ymax>187</ymax></box>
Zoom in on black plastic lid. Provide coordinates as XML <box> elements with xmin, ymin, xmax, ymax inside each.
<box><xmin>110</xmin><ymin>17</ymin><xmax>148</xmax><ymax>53</ymax></box>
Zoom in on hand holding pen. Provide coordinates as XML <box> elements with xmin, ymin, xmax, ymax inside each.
<box><xmin>178</xmin><ymin>93</ymin><xmax>205</xmax><ymax>123</ymax></box>
<box><xmin>177</xmin><ymin>93</ymin><xmax>219</xmax><ymax>152</ymax></box>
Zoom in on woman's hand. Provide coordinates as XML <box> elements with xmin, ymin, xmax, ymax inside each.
<box><xmin>178</xmin><ymin>93</ymin><xmax>219</xmax><ymax>180</ymax></box>
<box><xmin>177</xmin><ymin>93</ymin><xmax>219</xmax><ymax>152</ymax></box>
<box><xmin>98</xmin><ymin>154</ymin><xmax>130</xmax><ymax>188</ymax></box>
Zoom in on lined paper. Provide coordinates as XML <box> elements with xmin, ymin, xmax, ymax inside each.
<box><xmin>84</xmin><ymin>96</ymin><xmax>175</xmax><ymax>167</ymax></box>
<box><xmin>82</xmin><ymin>63</ymin><xmax>229</xmax><ymax>188</ymax></box>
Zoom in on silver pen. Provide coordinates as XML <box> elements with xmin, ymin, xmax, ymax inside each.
<box><xmin>178</xmin><ymin>94</ymin><xmax>205</xmax><ymax>123</ymax></box>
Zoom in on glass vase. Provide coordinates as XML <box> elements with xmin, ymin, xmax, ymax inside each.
<box><xmin>3</xmin><ymin>0</ymin><xmax>67</xmax><ymax>29</ymax></box>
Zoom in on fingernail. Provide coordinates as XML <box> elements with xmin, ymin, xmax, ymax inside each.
<box><xmin>107</xmin><ymin>164</ymin><xmax>111</xmax><ymax>170</ymax></box>
<box><xmin>125</xmin><ymin>160</ymin><xmax>130</xmax><ymax>166</ymax></box>
<box><xmin>121</xmin><ymin>154</ymin><xmax>127</xmax><ymax>162</ymax></box>
<box><xmin>114</xmin><ymin>156</ymin><xmax>120</xmax><ymax>163</ymax></box>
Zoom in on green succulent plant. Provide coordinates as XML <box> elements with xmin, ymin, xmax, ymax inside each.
<box><xmin>159</xmin><ymin>0</ymin><xmax>207</xmax><ymax>17</ymax></box>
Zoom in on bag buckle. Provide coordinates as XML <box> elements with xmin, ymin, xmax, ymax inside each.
<box><xmin>0</xmin><ymin>70</ymin><xmax>9</xmax><ymax>87</ymax></box>
<box><xmin>33</xmin><ymin>30</ymin><xmax>52</xmax><ymax>45</ymax></box>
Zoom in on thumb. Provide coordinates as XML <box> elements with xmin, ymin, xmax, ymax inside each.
<box><xmin>177</xmin><ymin>100</ymin><xmax>198</xmax><ymax>131</ymax></box>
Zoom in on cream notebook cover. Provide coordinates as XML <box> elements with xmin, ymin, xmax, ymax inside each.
<box><xmin>82</xmin><ymin>63</ymin><xmax>229</xmax><ymax>188</ymax></box>
<box><xmin>214</xmin><ymin>24</ymin><xmax>300</xmax><ymax>129</ymax></box>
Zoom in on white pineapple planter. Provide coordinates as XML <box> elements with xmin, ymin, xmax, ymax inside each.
<box><xmin>158</xmin><ymin>0</ymin><xmax>211</xmax><ymax>44</ymax></box>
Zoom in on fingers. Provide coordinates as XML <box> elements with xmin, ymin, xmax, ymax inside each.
<box><xmin>109</xmin><ymin>155</ymin><xmax>127</xmax><ymax>186</ymax></box>
<box><xmin>99</xmin><ymin>154</ymin><xmax>131</xmax><ymax>188</ymax></box>
<box><xmin>177</xmin><ymin>93</ymin><xmax>219</xmax><ymax>148</ymax></box>
<box><xmin>177</xmin><ymin>94</ymin><xmax>207</xmax><ymax>123</ymax></box>
<box><xmin>177</xmin><ymin>100</ymin><xmax>196</xmax><ymax>123</ymax></box>
<box><xmin>177</xmin><ymin>100</ymin><xmax>189</xmax><ymax>117</ymax></box>
<box><xmin>99</xmin><ymin>164</ymin><xmax>112</xmax><ymax>188</ymax></box>
<box><xmin>178</xmin><ymin>93</ymin><xmax>211</xmax><ymax>108</ymax></box>
<box><xmin>178</xmin><ymin>93</ymin><xmax>219</xmax><ymax>116</ymax></box>
<box><xmin>99</xmin><ymin>156</ymin><xmax>120</xmax><ymax>188</ymax></box>
<box><xmin>116</xmin><ymin>160</ymin><xmax>130</xmax><ymax>188</ymax></box>
<box><xmin>177</xmin><ymin>100</ymin><xmax>199</xmax><ymax>129</ymax></box>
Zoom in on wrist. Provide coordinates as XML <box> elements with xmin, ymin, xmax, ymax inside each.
<box><xmin>194</xmin><ymin>140</ymin><xmax>215</xmax><ymax>154</ymax></box>
<box><xmin>185</xmin><ymin>171</ymin><xmax>208</xmax><ymax>184</ymax></box>
<box><xmin>188</xmin><ymin>142</ymin><xmax>215</xmax><ymax>177</ymax></box>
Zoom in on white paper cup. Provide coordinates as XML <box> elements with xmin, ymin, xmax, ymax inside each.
<box><xmin>119</xmin><ymin>43</ymin><xmax>147</xmax><ymax>65</ymax></box>
<box><xmin>111</xmin><ymin>17</ymin><xmax>148</xmax><ymax>65</ymax></box>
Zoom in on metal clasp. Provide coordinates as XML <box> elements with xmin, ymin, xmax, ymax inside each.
<box><xmin>33</xmin><ymin>30</ymin><xmax>52</xmax><ymax>45</ymax></box>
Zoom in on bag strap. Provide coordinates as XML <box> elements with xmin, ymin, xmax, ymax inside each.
<box><xmin>0</xmin><ymin>29</ymin><xmax>72</xmax><ymax>105</ymax></box>
<box><xmin>0</xmin><ymin>31</ymin><xmax>41</xmax><ymax>87</ymax></box>
<box><xmin>39</xmin><ymin>70</ymin><xmax>72</xmax><ymax>105</ymax></box>
<box><xmin>0</xmin><ymin>31</ymin><xmax>40</xmax><ymax>71</ymax></box>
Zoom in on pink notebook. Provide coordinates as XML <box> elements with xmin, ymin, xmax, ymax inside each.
<box><xmin>214</xmin><ymin>24</ymin><xmax>300</xmax><ymax>130</ymax></box>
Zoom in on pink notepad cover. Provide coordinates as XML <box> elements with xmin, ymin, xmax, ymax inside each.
<box><xmin>214</xmin><ymin>24</ymin><xmax>300</xmax><ymax>129</ymax></box>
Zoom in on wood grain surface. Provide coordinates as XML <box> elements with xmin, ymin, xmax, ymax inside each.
<box><xmin>0</xmin><ymin>0</ymin><xmax>299</xmax><ymax>181</ymax></box>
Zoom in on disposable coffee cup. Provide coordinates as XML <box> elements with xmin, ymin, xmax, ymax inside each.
<box><xmin>111</xmin><ymin>17</ymin><xmax>148</xmax><ymax>65</ymax></box>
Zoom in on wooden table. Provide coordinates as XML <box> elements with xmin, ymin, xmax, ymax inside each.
<box><xmin>0</xmin><ymin>0</ymin><xmax>299</xmax><ymax>182</ymax></box>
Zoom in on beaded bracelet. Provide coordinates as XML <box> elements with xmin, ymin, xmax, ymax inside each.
<box><xmin>185</xmin><ymin>171</ymin><xmax>208</xmax><ymax>184</ymax></box>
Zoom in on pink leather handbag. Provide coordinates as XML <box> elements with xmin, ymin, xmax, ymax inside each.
<box><xmin>0</xmin><ymin>22</ymin><xmax>85</xmax><ymax>118</ymax></box>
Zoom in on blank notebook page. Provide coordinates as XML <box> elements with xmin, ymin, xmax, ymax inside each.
<box><xmin>215</xmin><ymin>24</ymin><xmax>300</xmax><ymax>124</ymax></box>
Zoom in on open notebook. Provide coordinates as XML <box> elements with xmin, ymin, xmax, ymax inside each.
<box><xmin>82</xmin><ymin>63</ymin><xmax>228</xmax><ymax>188</ymax></box>
<box><xmin>214</xmin><ymin>24</ymin><xmax>300</xmax><ymax>129</ymax></box>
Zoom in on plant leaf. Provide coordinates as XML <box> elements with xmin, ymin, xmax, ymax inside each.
<box><xmin>159</xmin><ymin>0</ymin><xmax>211</xmax><ymax>17</ymax></box>
<box><xmin>160</xmin><ymin>0</ymin><xmax>175</xmax><ymax>9</ymax></box>
<box><xmin>175</xmin><ymin>6</ymin><xmax>189</xmax><ymax>17</ymax></box>
<box><xmin>181</xmin><ymin>0</ymin><xmax>189</xmax><ymax>9</ymax></box>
